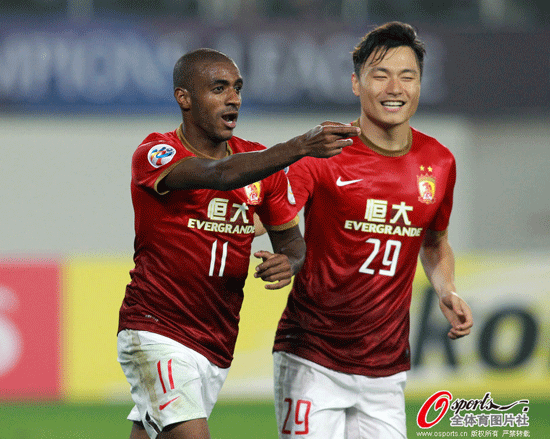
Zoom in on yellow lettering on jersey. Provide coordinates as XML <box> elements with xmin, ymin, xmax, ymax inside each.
<box><xmin>187</xmin><ymin>218</ymin><xmax>254</xmax><ymax>235</ymax></box>
<box><xmin>344</xmin><ymin>220</ymin><xmax>422</xmax><ymax>237</ymax></box>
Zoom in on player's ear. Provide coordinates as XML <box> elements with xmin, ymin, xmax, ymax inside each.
<box><xmin>351</xmin><ymin>73</ymin><xmax>360</xmax><ymax>97</ymax></box>
<box><xmin>174</xmin><ymin>87</ymin><xmax>191</xmax><ymax>110</ymax></box>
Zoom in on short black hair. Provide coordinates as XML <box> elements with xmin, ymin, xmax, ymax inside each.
<box><xmin>173</xmin><ymin>48</ymin><xmax>235</xmax><ymax>91</ymax></box>
<box><xmin>352</xmin><ymin>22</ymin><xmax>426</xmax><ymax>78</ymax></box>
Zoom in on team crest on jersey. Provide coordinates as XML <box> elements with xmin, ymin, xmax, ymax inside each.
<box><xmin>244</xmin><ymin>182</ymin><xmax>262</xmax><ymax>205</ymax></box>
<box><xmin>147</xmin><ymin>144</ymin><xmax>176</xmax><ymax>168</ymax></box>
<box><xmin>418</xmin><ymin>167</ymin><xmax>436</xmax><ymax>204</ymax></box>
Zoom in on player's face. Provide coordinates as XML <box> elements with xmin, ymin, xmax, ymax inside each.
<box><xmin>352</xmin><ymin>46</ymin><xmax>421</xmax><ymax>131</ymax></box>
<box><xmin>188</xmin><ymin>60</ymin><xmax>243</xmax><ymax>143</ymax></box>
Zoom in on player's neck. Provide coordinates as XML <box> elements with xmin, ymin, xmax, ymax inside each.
<box><xmin>359</xmin><ymin>116</ymin><xmax>411</xmax><ymax>152</ymax></box>
<box><xmin>178</xmin><ymin>124</ymin><xmax>230</xmax><ymax>159</ymax></box>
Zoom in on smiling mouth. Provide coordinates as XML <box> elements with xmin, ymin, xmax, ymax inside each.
<box><xmin>381</xmin><ymin>101</ymin><xmax>405</xmax><ymax>108</ymax></box>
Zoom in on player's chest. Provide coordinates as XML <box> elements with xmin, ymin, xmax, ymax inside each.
<box><xmin>314</xmin><ymin>155</ymin><xmax>447</xmax><ymax>227</ymax></box>
<box><xmin>172</xmin><ymin>182</ymin><xmax>264</xmax><ymax>222</ymax></box>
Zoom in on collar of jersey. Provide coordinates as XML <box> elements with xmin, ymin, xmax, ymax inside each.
<box><xmin>176</xmin><ymin>124</ymin><xmax>233</xmax><ymax>159</ymax></box>
<box><xmin>352</xmin><ymin>119</ymin><xmax>412</xmax><ymax>157</ymax></box>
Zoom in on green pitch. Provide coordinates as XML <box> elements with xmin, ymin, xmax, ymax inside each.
<box><xmin>1</xmin><ymin>399</ymin><xmax>547</xmax><ymax>438</ymax></box>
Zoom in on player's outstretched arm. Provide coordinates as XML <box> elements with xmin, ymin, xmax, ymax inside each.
<box><xmin>160</xmin><ymin>123</ymin><xmax>360</xmax><ymax>192</ymax></box>
<box><xmin>253</xmin><ymin>225</ymin><xmax>305</xmax><ymax>290</ymax></box>
<box><xmin>420</xmin><ymin>229</ymin><xmax>473</xmax><ymax>339</ymax></box>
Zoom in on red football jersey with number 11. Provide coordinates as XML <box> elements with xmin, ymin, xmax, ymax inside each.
<box><xmin>119</xmin><ymin>125</ymin><xmax>299</xmax><ymax>368</ymax></box>
<box><xmin>274</xmin><ymin>123</ymin><xmax>456</xmax><ymax>377</ymax></box>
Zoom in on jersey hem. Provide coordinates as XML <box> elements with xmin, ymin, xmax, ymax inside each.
<box><xmin>119</xmin><ymin>323</ymin><xmax>232</xmax><ymax>369</ymax></box>
<box><xmin>272</xmin><ymin>345</ymin><xmax>410</xmax><ymax>378</ymax></box>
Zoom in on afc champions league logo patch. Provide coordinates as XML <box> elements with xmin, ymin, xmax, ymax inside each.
<box><xmin>244</xmin><ymin>182</ymin><xmax>262</xmax><ymax>205</ymax></box>
<box><xmin>147</xmin><ymin>144</ymin><xmax>176</xmax><ymax>168</ymax></box>
<box><xmin>417</xmin><ymin>165</ymin><xmax>436</xmax><ymax>204</ymax></box>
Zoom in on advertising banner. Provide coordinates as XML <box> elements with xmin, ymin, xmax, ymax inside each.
<box><xmin>408</xmin><ymin>252</ymin><xmax>550</xmax><ymax>397</ymax></box>
<box><xmin>61</xmin><ymin>255</ymin><xmax>133</xmax><ymax>401</ymax></box>
<box><xmin>406</xmin><ymin>252</ymin><xmax>550</xmax><ymax>439</ymax></box>
<box><xmin>2</xmin><ymin>252</ymin><xmax>548</xmax><ymax>406</ymax></box>
<box><xmin>0</xmin><ymin>260</ymin><xmax>61</xmax><ymax>400</ymax></box>
<box><xmin>1</xmin><ymin>20</ymin><xmax>549</xmax><ymax>115</ymax></box>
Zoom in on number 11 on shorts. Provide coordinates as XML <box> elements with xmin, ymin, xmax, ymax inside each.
<box><xmin>157</xmin><ymin>359</ymin><xmax>175</xmax><ymax>393</ymax></box>
<box><xmin>282</xmin><ymin>398</ymin><xmax>312</xmax><ymax>435</ymax></box>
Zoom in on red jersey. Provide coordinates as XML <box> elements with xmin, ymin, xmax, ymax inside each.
<box><xmin>273</xmin><ymin>124</ymin><xmax>456</xmax><ymax>377</ymax></box>
<box><xmin>119</xmin><ymin>125</ymin><xmax>299</xmax><ymax>368</ymax></box>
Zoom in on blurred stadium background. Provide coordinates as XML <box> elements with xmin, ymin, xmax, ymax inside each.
<box><xmin>1</xmin><ymin>0</ymin><xmax>549</xmax><ymax>437</ymax></box>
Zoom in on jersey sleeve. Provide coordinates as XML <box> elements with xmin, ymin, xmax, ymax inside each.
<box><xmin>255</xmin><ymin>169</ymin><xmax>300</xmax><ymax>231</ymax></box>
<box><xmin>429</xmin><ymin>155</ymin><xmax>456</xmax><ymax>231</ymax></box>
<box><xmin>132</xmin><ymin>133</ymin><xmax>192</xmax><ymax>195</ymax></box>
<box><xmin>285</xmin><ymin>156</ymin><xmax>319</xmax><ymax>211</ymax></box>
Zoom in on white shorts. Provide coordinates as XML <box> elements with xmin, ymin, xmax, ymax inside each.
<box><xmin>117</xmin><ymin>330</ymin><xmax>229</xmax><ymax>439</ymax></box>
<box><xmin>273</xmin><ymin>352</ymin><xmax>407</xmax><ymax>439</ymax></box>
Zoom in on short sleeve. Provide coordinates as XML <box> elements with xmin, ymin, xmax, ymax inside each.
<box><xmin>285</xmin><ymin>156</ymin><xmax>318</xmax><ymax>211</ymax></box>
<box><xmin>255</xmin><ymin>169</ymin><xmax>300</xmax><ymax>230</ymax></box>
<box><xmin>429</xmin><ymin>156</ymin><xmax>456</xmax><ymax>231</ymax></box>
<box><xmin>132</xmin><ymin>134</ymin><xmax>192</xmax><ymax>195</ymax></box>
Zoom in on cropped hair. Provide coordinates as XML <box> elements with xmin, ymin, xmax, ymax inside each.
<box><xmin>352</xmin><ymin>22</ymin><xmax>426</xmax><ymax>77</ymax></box>
<box><xmin>173</xmin><ymin>48</ymin><xmax>233</xmax><ymax>91</ymax></box>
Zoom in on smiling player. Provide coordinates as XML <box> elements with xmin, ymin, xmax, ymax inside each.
<box><xmin>272</xmin><ymin>22</ymin><xmax>473</xmax><ymax>438</ymax></box>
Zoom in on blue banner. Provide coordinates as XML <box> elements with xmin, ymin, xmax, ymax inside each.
<box><xmin>1</xmin><ymin>19</ymin><xmax>548</xmax><ymax>114</ymax></box>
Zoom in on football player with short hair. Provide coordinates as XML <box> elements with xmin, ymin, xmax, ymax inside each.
<box><xmin>117</xmin><ymin>48</ymin><xmax>360</xmax><ymax>439</ymax></box>
<box><xmin>272</xmin><ymin>22</ymin><xmax>473</xmax><ymax>438</ymax></box>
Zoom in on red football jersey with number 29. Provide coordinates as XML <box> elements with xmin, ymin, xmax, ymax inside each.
<box><xmin>274</xmin><ymin>125</ymin><xmax>456</xmax><ymax>377</ymax></box>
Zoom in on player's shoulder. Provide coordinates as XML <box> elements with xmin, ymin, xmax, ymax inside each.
<box><xmin>139</xmin><ymin>130</ymin><xmax>179</xmax><ymax>148</ymax></box>
<box><xmin>132</xmin><ymin>129</ymin><xmax>183</xmax><ymax>169</ymax></box>
<box><xmin>411</xmin><ymin>127</ymin><xmax>454</xmax><ymax>158</ymax></box>
<box><xmin>228</xmin><ymin>136</ymin><xmax>266</xmax><ymax>153</ymax></box>
<box><xmin>134</xmin><ymin>129</ymin><xmax>184</xmax><ymax>157</ymax></box>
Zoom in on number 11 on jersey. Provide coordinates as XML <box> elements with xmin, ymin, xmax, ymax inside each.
<box><xmin>209</xmin><ymin>240</ymin><xmax>228</xmax><ymax>277</ymax></box>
